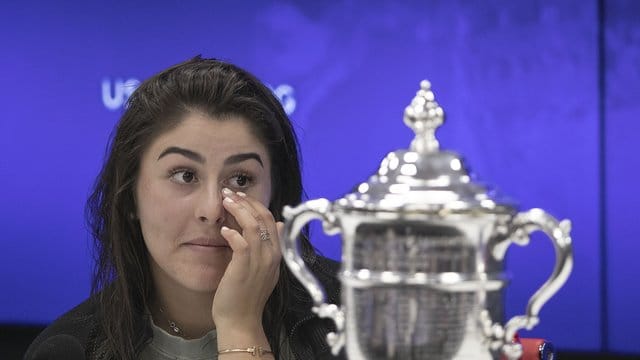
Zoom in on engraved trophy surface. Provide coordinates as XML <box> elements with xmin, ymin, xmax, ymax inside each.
<box><xmin>281</xmin><ymin>81</ymin><xmax>573</xmax><ymax>360</ymax></box>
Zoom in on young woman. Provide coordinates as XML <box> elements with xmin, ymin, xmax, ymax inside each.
<box><xmin>25</xmin><ymin>57</ymin><xmax>343</xmax><ymax>360</ymax></box>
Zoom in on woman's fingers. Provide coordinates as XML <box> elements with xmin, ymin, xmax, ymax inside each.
<box><xmin>221</xmin><ymin>188</ymin><xmax>278</xmax><ymax>249</ymax></box>
<box><xmin>220</xmin><ymin>226</ymin><xmax>249</xmax><ymax>262</ymax></box>
<box><xmin>213</xmin><ymin>188</ymin><xmax>281</xmax><ymax>329</ymax></box>
<box><xmin>276</xmin><ymin>221</ymin><xmax>284</xmax><ymax>241</ymax></box>
<box><xmin>236</xmin><ymin>192</ymin><xmax>281</xmax><ymax>251</ymax></box>
<box><xmin>220</xmin><ymin>188</ymin><xmax>282</xmax><ymax>272</ymax></box>
<box><xmin>219</xmin><ymin>186</ymin><xmax>281</xmax><ymax>271</ymax></box>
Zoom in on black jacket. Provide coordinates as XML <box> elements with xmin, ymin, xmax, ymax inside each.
<box><xmin>24</xmin><ymin>255</ymin><xmax>346</xmax><ymax>360</ymax></box>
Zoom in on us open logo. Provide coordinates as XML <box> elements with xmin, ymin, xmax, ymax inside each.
<box><xmin>102</xmin><ymin>78</ymin><xmax>296</xmax><ymax>116</ymax></box>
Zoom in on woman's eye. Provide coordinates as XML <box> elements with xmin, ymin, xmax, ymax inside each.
<box><xmin>229</xmin><ymin>173</ymin><xmax>253</xmax><ymax>188</ymax></box>
<box><xmin>170</xmin><ymin>170</ymin><xmax>198</xmax><ymax>184</ymax></box>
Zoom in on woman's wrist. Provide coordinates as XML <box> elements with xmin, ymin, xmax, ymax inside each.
<box><xmin>218</xmin><ymin>346</ymin><xmax>273</xmax><ymax>358</ymax></box>
<box><xmin>216</xmin><ymin>324</ymin><xmax>273</xmax><ymax>358</ymax></box>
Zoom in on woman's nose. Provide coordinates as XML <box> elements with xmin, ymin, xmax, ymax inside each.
<box><xmin>195</xmin><ymin>185</ymin><xmax>226</xmax><ymax>225</ymax></box>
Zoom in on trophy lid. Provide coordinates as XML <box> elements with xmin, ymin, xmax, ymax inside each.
<box><xmin>337</xmin><ymin>80</ymin><xmax>516</xmax><ymax>214</ymax></box>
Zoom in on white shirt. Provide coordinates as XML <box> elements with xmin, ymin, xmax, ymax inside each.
<box><xmin>139</xmin><ymin>317</ymin><xmax>296</xmax><ymax>360</ymax></box>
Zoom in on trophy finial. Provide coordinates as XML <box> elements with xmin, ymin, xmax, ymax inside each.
<box><xmin>403</xmin><ymin>80</ymin><xmax>444</xmax><ymax>153</ymax></box>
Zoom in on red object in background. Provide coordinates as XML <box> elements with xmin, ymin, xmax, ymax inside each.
<box><xmin>520</xmin><ymin>338</ymin><xmax>555</xmax><ymax>360</ymax></box>
<box><xmin>500</xmin><ymin>334</ymin><xmax>556</xmax><ymax>360</ymax></box>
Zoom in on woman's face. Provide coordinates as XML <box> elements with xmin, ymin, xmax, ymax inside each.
<box><xmin>135</xmin><ymin>112</ymin><xmax>272</xmax><ymax>294</ymax></box>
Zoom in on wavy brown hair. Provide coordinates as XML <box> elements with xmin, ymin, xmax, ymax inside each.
<box><xmin>86</xmin><ymin>56</ymin><xmax>315</xmax><ymax>359</ymax></box>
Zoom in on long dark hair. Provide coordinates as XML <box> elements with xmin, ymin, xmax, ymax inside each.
<box><xmin>86</xmin><ymin>56</ymin><xmax>315</xmax><ymax>359</ymax></box>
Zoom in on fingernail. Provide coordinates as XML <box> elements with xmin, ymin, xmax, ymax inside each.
<box><xmin>221</xmin><ymin>226</ymin><xmax>230</xmax><ymax>232</ymax></box>
<box><xmin>223</xmin><ymin>196</ymin><xmax>235</xmax><ymax>204</ymax></box>
<box><xmin>222</xmin><ymin>188</ymin><xmax>233</xmax><ymax>197</ymax></box>
<box><xmin>236</xmin><ymin>191</ymin><xmax>247</xmax><ymax>197</ymax></box>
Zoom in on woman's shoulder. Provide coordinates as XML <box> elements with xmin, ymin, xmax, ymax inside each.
<box><xmin>23</xmin><ymin>295</ymin><xmax>100</xmax><ymax>359</ymax></box>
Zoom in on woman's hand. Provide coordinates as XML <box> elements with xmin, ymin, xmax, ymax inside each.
<box><xmin>212</xmin><ymin>187</ymin><xmax>283</xmax><ymax>337</ymax></box>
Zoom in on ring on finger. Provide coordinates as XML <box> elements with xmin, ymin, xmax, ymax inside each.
<box><xmin>259</xmin><ymin>227</ymin><xmax>271</xmax><ymax>242</ymax></box>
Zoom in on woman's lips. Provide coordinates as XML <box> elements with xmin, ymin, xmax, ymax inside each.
<box><xmin>185</xmin><ymin>237</ymin><xmax>229</xmax><ymax>247</ymax></box>
<box><xmin>183</xmin><ymin>243</ymin><xmax>231</xmax><ymax>255</ymax></box>
<box><xmin>186</xmin><ymin>243</ymin><xmax>229</xmax><ymax>248</ymax></box>
<box><xmin>183</xmin><ymin>237</ymin><xmax>231</xmax><ymax>252</ymax></box>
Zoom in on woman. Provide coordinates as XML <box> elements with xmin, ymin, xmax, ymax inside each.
<box><xmin>25</xmin><ymin>57</ymin><xmax>343</xmax><ymax>360</ymax></box>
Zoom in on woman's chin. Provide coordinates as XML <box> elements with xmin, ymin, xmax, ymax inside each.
<box><xmin>175</xmin><ymin>266</ymin><xmax>226</xmax><ymax>293</ymax></box>
<box><xmin>186</xmin><ymin>275</ymin><xmax>224</xmax><ymax>293</ymax></box>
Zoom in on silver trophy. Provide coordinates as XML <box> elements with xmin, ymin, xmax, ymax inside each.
<box><xmin>281</xmin><ymin>81</ymin><xmax>573</xmax><ymax>360</ymax></box>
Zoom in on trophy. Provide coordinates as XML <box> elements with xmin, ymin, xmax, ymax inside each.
<box><xmin>281</xmin><ymin>81</ymin><xmax>573</xmax><ymax>360</ymax></box>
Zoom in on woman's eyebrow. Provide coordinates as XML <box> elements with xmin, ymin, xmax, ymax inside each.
<box><xmin>224</xmin><ymin>153</ymin><xmax>264</xmax><ymax>167</ymax></box>
<box><xmin>157</xmin><ymin>146</ymin><xmax>205</xmax><ymax>164</ymax></box>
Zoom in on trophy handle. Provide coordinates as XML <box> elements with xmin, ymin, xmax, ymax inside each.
<box><xmin>281</xmin><ymin>199</ymin><xmax>345</xmax><ymax>355</ymax></box>
<box><xmin>490</xmin><ymin>208</ymin><xmax>573</xmax><ymax>359</ymax></box>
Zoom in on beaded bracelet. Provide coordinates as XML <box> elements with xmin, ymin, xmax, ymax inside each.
<box><xmin>218</xmin><ymin>346</ymin><xmax>273</xmax><ymax>357</ymax></box>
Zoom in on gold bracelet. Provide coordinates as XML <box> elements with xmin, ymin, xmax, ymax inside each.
<box><xmin>218</xmin><ymin>346</ymin><xmax>273</xmax><ymax>357</ymax></box>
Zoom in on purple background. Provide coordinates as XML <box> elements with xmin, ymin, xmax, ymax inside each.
<box><xmin>0</xmin><ymin>0</ymin><xmax>638</xmax><ymax>354</ymax></box>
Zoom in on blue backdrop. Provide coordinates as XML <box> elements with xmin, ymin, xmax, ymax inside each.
<box><xmin>1</xmin><ymin>0</ymin><xmax>638</xmax><ymax>354</ymax></box>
